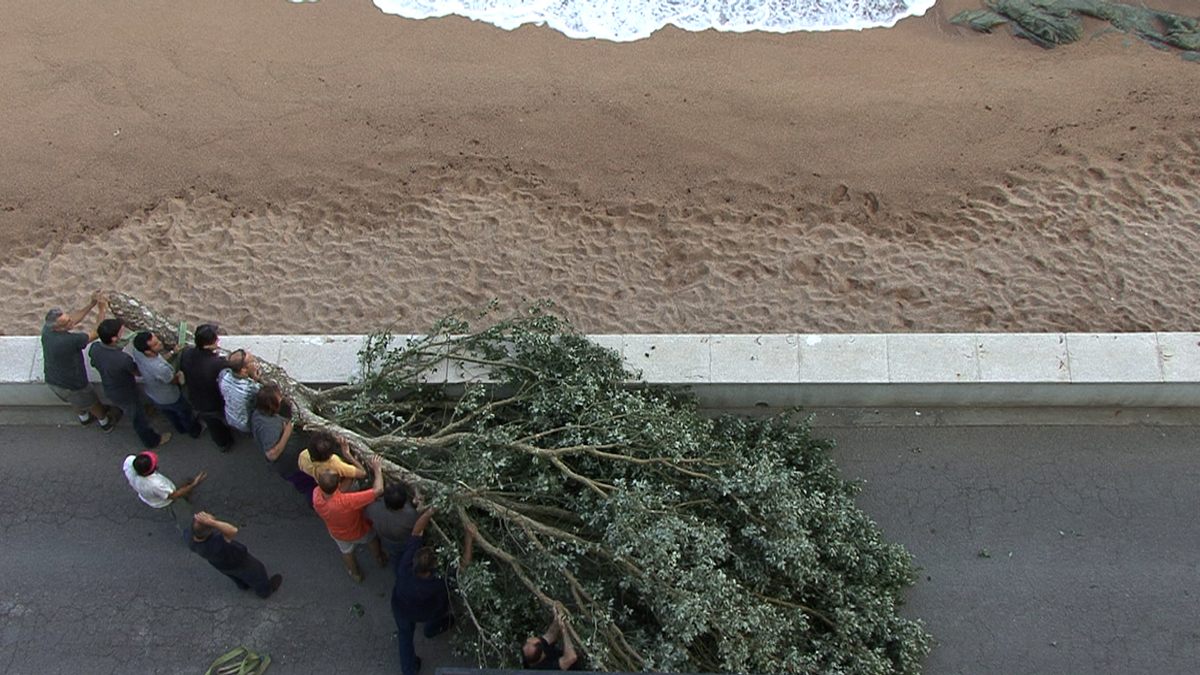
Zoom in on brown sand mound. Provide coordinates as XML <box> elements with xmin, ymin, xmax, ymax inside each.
<box><xmin>4</xmin><ymin>129</ymin><xmax>1198</xmax><ymax>335</ymax></box>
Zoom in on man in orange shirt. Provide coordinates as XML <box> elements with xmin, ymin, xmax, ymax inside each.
<box><xmin>313</xmin><ymin>454</ymin><xmax>388</xmax><ymax>582</ymax></box>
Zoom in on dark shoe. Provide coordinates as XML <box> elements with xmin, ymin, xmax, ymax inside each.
<box><xmin>264</xmin><ymin>574</ymin><xmax>283</xmax><ymax>598</ymax></box>
<box><xmin>152</xmin><ymin>432</ymin><xmax>172</xmax><ymax>449</ymax></box>
<box><xmin>100</xmin><ymin>407</ymin><xmax>123</xmax><ymax>433</ymax></box>
<box><xmin>79</xmin><ymin>412</ymin><xmax>96</xmax><ymax>426</ymax></box>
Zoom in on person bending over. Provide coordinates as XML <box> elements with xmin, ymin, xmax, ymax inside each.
<box><xmin>299</xmin><ymin>430</ymin><xmax>367</xmax><ymax>491</ymax></box>
<box><xmin>249</xmin><ymin>384</ymin><xmax>317</xmax><ymax>499</ymax></box>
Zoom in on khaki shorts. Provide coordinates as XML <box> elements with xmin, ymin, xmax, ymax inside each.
<box><xmin>332</xmin><ymin>531</ymin><xmax>375</xmax><ymax>554</ymax></box>
<box><xmin>48</xmin><ymin>383</ymin><xmax>100</xmax><ymax>410</ymax></box>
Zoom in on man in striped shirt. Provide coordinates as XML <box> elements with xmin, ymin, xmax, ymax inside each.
<box><xmin>218</xmin><ymin>349</ymin><xmax>262</xmax><ymax>434</ymax></box>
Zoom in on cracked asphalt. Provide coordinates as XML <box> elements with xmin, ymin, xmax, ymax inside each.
<box><xmin>3</xmin><ymin>412</ymin><xmax>1199</xmax><ymax>674</ymax></box>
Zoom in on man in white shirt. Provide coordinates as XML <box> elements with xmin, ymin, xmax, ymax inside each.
<box><xmin>122</xmin><ymin>452</ymin><xmax>207</xmax><ymax>533</ymax></box>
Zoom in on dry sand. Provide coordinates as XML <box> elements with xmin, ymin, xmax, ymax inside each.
<box><xmin>3</xmin><ymin>0</ymin><xmax>1199</xmax><ymax>335</ymax></box>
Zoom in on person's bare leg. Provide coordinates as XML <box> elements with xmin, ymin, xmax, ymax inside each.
<box><xmin>370</xmin><ymin>535</ymin><xmax>388</xmax><ymax>568</ymax></box>
<box><xmin>342</xmin><ymin>552</ymin><xmax>364</xmax><ymax>582</ymax></box>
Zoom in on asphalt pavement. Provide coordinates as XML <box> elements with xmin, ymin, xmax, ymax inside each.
<box><xmin>2</xmin><ymin>408</ymin><xmax>1198</xmax><ymax>675</ymax></box>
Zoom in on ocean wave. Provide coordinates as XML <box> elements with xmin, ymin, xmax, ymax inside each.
<box><xmin>370</xmin><ymin>0</ymin><xmax>938</xmax><ymax>42</ymax></box>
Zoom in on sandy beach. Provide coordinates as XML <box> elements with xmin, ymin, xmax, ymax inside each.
<box><xmin>3</xmin><ymin>0</ymin><xmax>1198</xmax><ymax>336</ymax></box>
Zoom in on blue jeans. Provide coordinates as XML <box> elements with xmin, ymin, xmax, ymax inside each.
<box><xmin>198</xmin><ymin>411</ymin><xmax>234</xmax><ymax>450</ymax></box>
<box><xmin>110</xmin><ymin>394</ymin><xmax>162</xmax><ymax>449</ymax></box>
<box><xmin>391</xmin><ymin>600</ymin><xmax>451</xmax><ymax>675</ymax></box>
<box><xmin>154</xmin><ymin>395</ymin><xmax>203</xmax><ymax>438</ymax></box>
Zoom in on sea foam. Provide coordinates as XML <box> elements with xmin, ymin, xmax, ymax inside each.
<box><xmin>371</xmin><ymin>0</ymin><xmax>938</xmax><ymax>42</ymax></box>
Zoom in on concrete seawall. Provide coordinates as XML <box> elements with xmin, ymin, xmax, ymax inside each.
<box><xmin>5</xmin><ymin>332</ymin><xmax>1200</xmax><ymax>408</ymax></box>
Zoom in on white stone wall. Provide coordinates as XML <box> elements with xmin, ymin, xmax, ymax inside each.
<box><xmin>4</xmin><ymin>333</ymin><xmax>1200</xmax><ymax>408</ymax></box>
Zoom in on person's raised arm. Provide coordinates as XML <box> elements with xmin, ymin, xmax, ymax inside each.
<box><xmin>412</xmin><ymin>505</ymin><xmax>436</xmax><ymax>537</ymax></box>
<box><xmin>340</xmin><ymin>436</ymin><xmax>368</xmax><ymax>478</ymax></box>
<box><xmin>67</xmin><ymin>292</ymin><xmax>99</xmax><ymax>327</ymax></box>
<box><xmin>195</xmin><ymin>511</ymin><xmax>239</xmax><ymax>542</ymax></box>
<box><xmin>554</xmin><ymin>603</ymin><xmax>578</xmax><ymax>670</ymax></box>
<box><xmin>369</xmin><ymin>455</ymin><xmax>385</xmax><ymax>498</ymax></box>
<box><xmin>85</xmin><ymin>295</ymin><xmax>109</xmax><ymax>342</ymax></box>
<box><xmin>168</xmin><ymin>471</ymin><xmax>207</xmax><ymax>501</ymax></box>
<box><xmin>461</xmin><ymin>523</ymin><xmax>477</xmax><ymax>568</ymax></box>
<box><xmin>542</xmin><ymin>606</ymin><xmax>563</xmax><ymax>645</ymax></box>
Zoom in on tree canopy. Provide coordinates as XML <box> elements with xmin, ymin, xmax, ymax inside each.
<box><xmin>110</xmin><ymin>293</ymin><xmax>930</xmax><ymax>675</ymax></box>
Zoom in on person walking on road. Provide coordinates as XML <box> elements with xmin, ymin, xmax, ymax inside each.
<box><xmin>185</xmin><ymin>511</ymin><xmax>283</xmax><ymax>599</ymax></box>
<box><xmin>122</xmin><ymin>451</ymin><xmax>206</xmax><ymax>533</ymax></box>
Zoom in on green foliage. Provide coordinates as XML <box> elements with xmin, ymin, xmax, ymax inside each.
<box><xmin>952</xmin><ymin>0</ymin><xmax>1200</xmax><ymax>56</ymax></box>
<box><xmin>321</xmin><ymin>304</ymin><xmax>930</xmax><ymax>674</ymax></box>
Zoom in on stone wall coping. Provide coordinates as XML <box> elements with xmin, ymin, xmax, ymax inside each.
<box><xmin>5</xmin><ymin>333</ymin><xmax>1199</xmax><ymax>408</ymax></box>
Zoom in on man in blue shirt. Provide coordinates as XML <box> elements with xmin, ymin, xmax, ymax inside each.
<box><xmin>391</xmin><ymin>507</ymin><xmax>475</xmax><ymax>675</ymax></box>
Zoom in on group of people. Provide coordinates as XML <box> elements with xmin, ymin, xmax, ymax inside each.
<box><xmin>41</xmin><ymin>292</ymin><xmax>580</xmax><ymax>673</ymax></box>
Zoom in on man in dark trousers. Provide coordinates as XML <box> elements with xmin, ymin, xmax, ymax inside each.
<box><xmin>186</xmin><ymin>511</ymin><xmax>282</xmax><ymax>599</ymax></box>
<box><xmin>88</xmin><ymin>318</ymin><xmax>170</xmax><ymax>449</ymax></box>
<box><xmin>178</xmin><ymin>323</ymin><xmax>234</xmax><ymax>451</ymax></box>
<box><xmin>391</xmin><ymin>508</ymin><xmax>475</xmax><ymax>675</ymax></box>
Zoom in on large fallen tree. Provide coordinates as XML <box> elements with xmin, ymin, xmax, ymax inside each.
<box><xmin>109</xmin><ymin>292</ymin><xmax>930</xmax><ymax>674</ymax></box>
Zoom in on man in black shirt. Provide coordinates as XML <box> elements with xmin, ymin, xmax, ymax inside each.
<box><xmin>88</xmin><ymin>318</ymin><xmax>169</xmax><ymax>449</ymax></box>
<box><xmin>522</xmin><ymin>603</ymin><xmax>580</xmax><ymax>670</ymax></box>
<box><xmin>186</xmin><ymin>511</ymin><xmax>282</xmax><ymax>599</ymax></box>
<box><xmin>178</xmin><ymin>323</ymin><xmax>233</xmax><ymax>451</ymax></box>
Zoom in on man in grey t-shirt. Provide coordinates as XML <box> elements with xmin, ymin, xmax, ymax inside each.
<box><xmin>366</xmin><ymin>483</ymin><xmax>420</xmax><ymax>558</ymax></box>
<box><xmin>40</xmin><ymin>291</ymin><xmax>118</xmax><ymax>430</ymax></box>
<box><xmin>132</xmin><ymin>331</ymin><xmax>202</xmax><ymax>438</ymax></box>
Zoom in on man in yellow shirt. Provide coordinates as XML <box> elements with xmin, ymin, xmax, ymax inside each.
<box><xmin>298</xmin><ymin>430</ymin><xmax>367</xmax><ymax>491</ymax></box>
